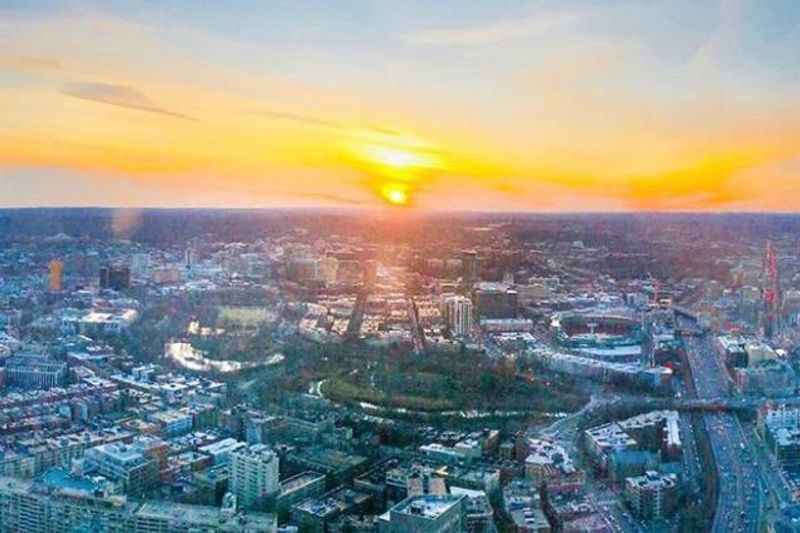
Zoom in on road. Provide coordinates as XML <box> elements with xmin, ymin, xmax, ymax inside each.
<box><xmin>682</xmin><ymin>326</ymin><xmax>763</xmax><ymax>533</ymax></box>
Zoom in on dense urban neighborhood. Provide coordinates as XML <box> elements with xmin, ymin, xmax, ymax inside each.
<box><xmin>1</xmin><ymin>210</ymin><xmax>800</xmax><ymax>532</ymax></box>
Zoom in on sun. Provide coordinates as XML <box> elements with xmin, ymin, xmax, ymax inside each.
<box><xmin>343</xmin><ymin>134</ymin><xmax>445</xmax><ymax>207</ymax></box>
<box><xmin>381</xmin><ymin>183</ymin><xmax>409</xmax><ymax>206</ymax></box>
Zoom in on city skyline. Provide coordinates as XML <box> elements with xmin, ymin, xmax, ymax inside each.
<box><xmin>2</xmin><ymin>0</ymin><xmax>800</xmax><ymax>211</ymax></box>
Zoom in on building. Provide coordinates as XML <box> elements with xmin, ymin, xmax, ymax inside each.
<box><xmin>84</xmin><ymin>437</ymin><xmax>166</xmax><ymax>497</ymax></box>
<box><xmin>131</xmin><ymin>253</ymin><xmax>151</xmax><ymax>277</ymax></box>
<box><xmin>5</xmin><ymin>354</ymin><xmax>68</xmax><ymax>390</ymax></box>
<box><xmin>72</xmin><ymin>309</ymin><xmax>139</xmax><ymax>336</ymax></box>
<box><xmin>504</xmin><ymin>480</ymin><xmax>551</xmax><ymax>533</ymax></box>
<box><xmin>100</xmin><ymin>265</ymin><xmax>131</xmax><ymax>291</ymax></box>
<box><xmin>450</xmin><ymin>487</ymin><xmax>496</xmax><ymax>533</ymax></box>
<box><xmin>379</xmin><ymin>494</ymin><xmax>466</xmax><ymax>533</ymax></box>
<box><xmin>624</xmin><ymin>471</ymin><xmax>679</xmax><ymax>520</ymax></box>
<box><xmin>733</xmin><ymin>360</ymin><xmax>796</xmax><ymax>397</ymax></box>
<box><xmin>445</xmin><ymin>296</ymin><xmax>473</xmax><ymax>337</ymax></box>
<box><xmin>230</xmin><ymin>444</ymin><xmax>280</xmax><ymax>510</ymax></box>
<box><xmin>761</xmin><ymin>405</ymin><xmax>800</xmax><ymax>469</ymax></box>
<box><xmin>199</xmin><ymin>438</ymin><xmax>246</xmax><ymax>466</ymax></box>
<box><xmin>284</xmin><ymin>446</ymin><xmax>368</xmax><ymax>485</ymax></box>
<box><xmin>0</xmin><ymin>475</ymin><xmax>277</xmax><ymax>532</ymax></box>
<box><xmin>48</xmin><ymin>260</ymin><xmax>63</xmax><ymax>292</ymax></box>
<box><xmin>150</xmin><ymin>409</ymin><xmax>194</xmax><ymax>438</ymax></box>
<box><xmin>523</xmin><ymin>438</ymin><xmax>583</xmax><ymax>494</ymax></box>
<box><xmin>276</xmin><ymin>471</ymin><xmax>326</xmax><ymax>517</ymax></box>
<box><xmin>583</xmin><ymin>411</ymin><xmax>681</xmax><ymax>472</ymax></box>
<box><xmin>462</xmin><ymin>250</ymin><xmax>479</xmax><ymax>284</ymax></box>
<box><xmin>473</xmin><ymin>283</ymin><xmax>518</xmax><ymax>319</ymax></box>
<box><xmin>291</xmin><ymin>487</ymin><xmax>373</xmax><ymax>533</ymax></box>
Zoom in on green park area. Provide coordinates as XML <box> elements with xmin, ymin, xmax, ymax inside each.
<box><xmin>319</xmin><ymin>348</ymin><xmax>589</xmax><ymax>415</ymax></box>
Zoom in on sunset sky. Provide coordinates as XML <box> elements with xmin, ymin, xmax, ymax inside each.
<box><xmin>1</xmin><ymin>0</ymin><xmax>799</xmax><ymax>211</ymax></box>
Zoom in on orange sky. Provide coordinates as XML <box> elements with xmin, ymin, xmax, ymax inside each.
<box><xmin>1</xmin><ymin>1</ymin><xmax>799</xmax><ymax>211</ymax></box>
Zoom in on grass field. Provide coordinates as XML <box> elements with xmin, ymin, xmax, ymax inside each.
<box><xmin>217</xmin><ymin>306</ymin><xmax>278</xmax><ymax>328</ymax></box>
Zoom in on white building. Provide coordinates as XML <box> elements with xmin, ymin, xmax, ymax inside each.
<box><xmin>445</xmin><ymin>296</ymin><xmax>473</xmax><ymax>337</ymax></box>
<box><xmin>231</xmin><ymin>444</ymin><xmax>280</xmax><ymax>510</ymax></box>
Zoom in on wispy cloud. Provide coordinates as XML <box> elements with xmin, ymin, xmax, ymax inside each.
<box><xmin>61</xmin><ymin>82</ymin><xmax>196</xmax><ymax>120</ymax></box>
<box><xmin>0</xmin><ymin>55</ymin><xmax>62</xmax><ymax>73</ymax></box>
<box><xmin>404</xmin><ymin>11</ymin><xmax>578</xmax><ymax>46</ymax></box>
<box><xmin>252</xmin><ymin>110</ymin><xmax>403</xmax><ymax>139</ymax></box>
<box><xmin>252</xmin><ymin>110</ymin><xmax>342</xmax><ymax>129</ymax></box>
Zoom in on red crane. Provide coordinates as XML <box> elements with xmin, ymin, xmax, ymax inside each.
<box><xmin>763</xmin><ymin>240</ymin><xmax>781</xmax><ymax>337</ymax></box>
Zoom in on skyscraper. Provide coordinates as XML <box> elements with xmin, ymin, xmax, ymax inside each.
<box><xmin>445</xmin><ymin>296</ymin><xmax>473</xmax><ymax>337</ymax></box>
<box><xmin>100</xmin><ymin>265</ymin><xmax>131</xmax><ymax>291</ymax></box>
<box><xmin>231</xmin><ymin>444</ymin><xmax>280</xmax><ymax>510</ymax></box>
<box><xmin>48</xmin><ymin>259</ymin><xmax>63</xmax><ymax>292</ymax></box>
<box><xmin>462</xmin><ymin>250</ymin><xmax>479</xmax><ymax>284</ymax></box>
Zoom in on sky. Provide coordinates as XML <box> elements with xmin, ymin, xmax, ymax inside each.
<box><xmin>1</xmin><ymin>0</ymin><xmax>799</xmax><ymax>211</ymax></box>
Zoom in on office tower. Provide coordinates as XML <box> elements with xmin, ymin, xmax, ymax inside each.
<box><xmin>473</xmin><ymin>283</ymin><xmax>518</xmax><ymax>319</ymax></box>
<box><xmin>462</xmin><ymin>250</ymin><xmax>479</xmax><ymax>284</ymax></box>
<box><xmin>48</xmin><ymin>259</ymin><xmax>64</xmax><ymax>292</ymax></box>
<box><xmin>185</xmin><ymin>246</ymin><xmax>196</xmax><ymax>270</ymax></box>
<box><xmin>231</xmin><ymin>444</ymin><xmax>280</xmax><ymax>510</ymax></box>
<box><xmin>100</xmin><ymin>265</ymin><xmax>131</xmax><ymax>291</ymax></box>
<box><xmin>445</xmin><ymin>296</ymin><xmax>473</xmax><ymax>337</ymax></box>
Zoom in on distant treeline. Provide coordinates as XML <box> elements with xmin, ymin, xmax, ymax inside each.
<box><xmin>2</xmin><ymin>208</ymin><xmax>800</xmax><ymax>248</ymax></box>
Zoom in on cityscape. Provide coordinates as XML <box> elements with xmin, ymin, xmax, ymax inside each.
<box><xmin>0</xmin><ymin>211</ymin><xmax>797</xmax><ymax>532</ymax></box>
<box><xmin>4</xmin><ymin>1</ymin><xmax>800</xmax><ymax>532</ymax></box>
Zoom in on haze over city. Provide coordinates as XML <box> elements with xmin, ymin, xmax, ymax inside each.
<box><xmin>5</xmin><ymin>3</ymin><xmax>800</xmax><ymax>533</ymax></box>
<box><xmin>2</xmin><ymin>0</ymin><xmax>800</xmax><ymax>211</ymax></box>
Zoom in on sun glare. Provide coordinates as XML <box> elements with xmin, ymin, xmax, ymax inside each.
<box><xmin>381</xmin><ymin>183</ymin><xmax>409</xmax><ymax>205</ymax></box>
<box><xmin>343</xmin><ymin>135</ymin><xmax>445</xmax><ymax>207</ymax></box>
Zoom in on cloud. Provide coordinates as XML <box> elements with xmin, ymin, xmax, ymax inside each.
<box><xmin>404</xmin><ymin>11</ymin><xmax>578</xmax><ymax>46</ymax></box>
<box><xmin>0</xmin><ymin>55</ymin><xmax>62</xmax><ymax>73</ymax></box>
<box><xmin>251</xmin><ymin>110</ymin><xmax>342</xmax><ymax>129</ymax></box>
<box><xmin>61</xmin><ymin>82</ymin><xmax>196</xmax><ymax>120</ymax></box>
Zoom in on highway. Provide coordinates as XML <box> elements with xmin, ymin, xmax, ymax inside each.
<box><xmin>681</xmin><ymin>326</ymin><xmax>763</xmax><ymax>533</ymax></box>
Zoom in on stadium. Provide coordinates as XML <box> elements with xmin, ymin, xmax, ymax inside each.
<box><xmin>551</xmin><ymin>309</ymin><xmax>644</xmax><ymax>361</ymax></box>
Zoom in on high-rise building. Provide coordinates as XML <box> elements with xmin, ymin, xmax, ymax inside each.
<box><xmin>48</xmin><ymin>259</ymin><xmax>63</xmax><ymax>292</ymax></box>
<box><xmin>462</xmin><ymin>250</ymin><xmax>479</xmax><ymax>284</ymax></box>
<box><xmin>231</xmin><ymin>444</ymin><xmax>280</xmax><ymax>510</ymax></box>
<box><xmin>185</xmin><ymin>247</ymin><xmax>196</xmax><ymax>270</ymax></box>
<box><xmin>624</xmin><ymin>471</ymin><xmax>678</xmax><ymax>520</ymax></box>
<box><xmin>100</xmin><ymin>265</ymin><xmax>131</xmax><ymax>291</ymax></box>
<box><xmin>473</xmin><ymin>283</ymin><xmax>518</xmax><ymax>319</ymax></box>
<box><xmin>445</xmin><ymin>296</ymin><xmax>473</xmax><ymax>337</ymax></box>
